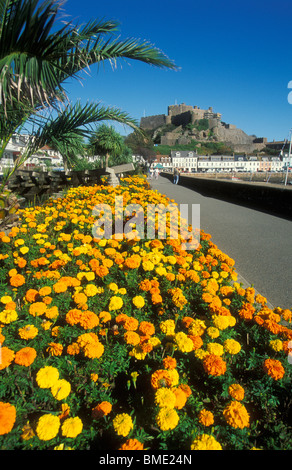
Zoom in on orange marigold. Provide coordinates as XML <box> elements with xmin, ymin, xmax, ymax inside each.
<box><xmin>46</xmin><ymin>342</ymin><xmax>63</xmax><ymax>356</ymax></box>
<box><xmin>223</xmin><ymin>400</ymin><xmax>250</xmax><ymax>429</ymax></box>
<box><xmin>119</xmin><ymin>439</ymin><xmax>144</xmax><ymax>450</ymax></box>
<box><xmin>138</xmin><ymin>321</ymin><xmax>155</xmax><ymax>336</ymax></box>
<box><xmin>124</xmin><ymin>331</ymin><xmax>140</xmax><ymax>346</ymax></box>
<box><xmin>66</xmin><ymin>343</ymin><xmax>80</xmax><ymax>355</ymax></box>
<box><xmin>0</xmin><ymin>402</ymin><xmax>16</xmax><ymax>435</ymax></box>
<box><xmin>66</xmin><ymin>308</ymin><xmax>82</xmax><ymax>325</ymax></box>
<box><xmin>10</xmin><ymin>273</ymin><xmax>25</xmax><ymax>287</ymax></box>
<box><xmin>0</xmin><ymin>347</ymin><xmax>15</xmax><ymax>370</ymax></box>
<box><xmin>29</xmin><ymin>302</ymin><xmax>47</xmax><ymax>317</ymax></box>
<box><xmin>163</xmin><ymin>356</ymin><xmax>177</xmax><ymax>370</ymax></box>
<box><xmin>228</xmin><ymin>383</ymin><xmax>245</xmax><ymax>401</ymax></box>
<box><xmin>238</xmin><ymin>302</ymin><xmax>255</xmax><ymax>321</ymax></box>
<box><xmin>151</xmin><ymin>369</ymin><xmax>173</xmax><ymax>389</ymax></box>
<box><xmin>92</xmin><ymin>401</ymin><xmax>112</xmax><ymax>419</ymax></box>
<box><xmin>198</xmin><ymin>409</ymin><xmax>214</xmax><ymax>426</ymax></box>
<box><xmin>203</xmin><ymin>354</ymin><xmax>227</xmax><ymax>377</ymax></box>
<box><xmin>25</xmin><ymin>289</ymin><xmax>39</xmax><ymax>302</ymax></box>
<box><xmin>14</xmin><ymin>347</ymin><xmax>37</xmax><ymax>367</ymax></box>
<box><xmin>78</xmin><ymin>311</ymin><xmax>99</xmax><ymax>329</ymax></box>
<box><xmin>263</xmin><ymin>358</ymin><xmax>285</xmax><ymax>380</ymax></box>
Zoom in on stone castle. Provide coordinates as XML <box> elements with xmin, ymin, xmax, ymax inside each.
<box><xmin>140</xmin><ymin>103</ymin><xmax>267</xmax><ymax>154</ymax></box>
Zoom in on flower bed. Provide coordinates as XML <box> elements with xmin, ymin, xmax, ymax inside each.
<box><xmin>0</xmin><ymin>175</ymin><xmax>291</xmax><ymax>450</ymax></box>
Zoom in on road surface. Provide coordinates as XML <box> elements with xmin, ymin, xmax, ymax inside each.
<box><xmin>149</xmin><ymin>175</ymin><xmax>292</xmax><ymax>309</ymax></box>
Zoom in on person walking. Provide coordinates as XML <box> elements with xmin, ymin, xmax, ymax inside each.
<box><xmin>154</xmin><ymin>168</ymin><xmax>159</xmax><ymax>179</ymax></box>
<box><xmin>173</xmin><ymin>167</ymin><xmax>180</xmax><ymax>184</ymax></box>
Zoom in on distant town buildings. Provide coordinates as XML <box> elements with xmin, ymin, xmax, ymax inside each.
<box><xmin>0</xmin><ymin>134</ymin><xmax>63</xmax><ymax>173</ymax></box>
<box><xmin>148</xmin><ymin>150</ymin><xmax>292</xmax><ymax>173</ymax></box>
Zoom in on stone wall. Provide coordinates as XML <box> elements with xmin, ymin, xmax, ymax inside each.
<box><xmin>140</xmin><ymin>114</ymin><xmax>167</xmax><ymax>130</ymax></box>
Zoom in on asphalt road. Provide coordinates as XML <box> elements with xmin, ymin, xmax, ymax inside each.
<box><xmin>149</xmin><ymin>175</ymin><xmax>292</xmax><ymax>309</ymax></box>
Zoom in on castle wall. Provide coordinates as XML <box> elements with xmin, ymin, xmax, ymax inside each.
<box><xmin>140</xmin><ymin>114</ymin><xmax>166</xmax><ymax>130</ymax></box>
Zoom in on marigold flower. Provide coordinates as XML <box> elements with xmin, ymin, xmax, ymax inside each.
<box><xmin>46</xmin><ymin>342</ymin><xmax>63</xmax><ymax>356</ymax></box>
<box><xmin>228</xmin><ymin>384</ymin><xmax>245</xmax><ymax>401</ymax></box>
<box><xmin>14</xmin><ymin>347</ymin><xmax>37</xmax><ymax>366</ymax></box>
<box><xmin>36</xmin><ymin>414</ymin><xmax>60</xmax><ymax>440</ymax></box>
<box><xmin>172</xmin><ymin>387</ymin><xmax>187</xmax><ymax>409</ymax></box>
<box><xmin>132</xmin><ymin>295</ymin><xmax>145</xmax><ymax>308</ymax></box>
<box><xmin>191</xmin><ymin>434</ymin><xmax>222</xmax><ymax>450</ymax></box>
<box><xmin>155</xmin><ymin>388</ymin><xmax>177</xmax><ymax>408</ymax></box>
<box><xmin>10</xmin><ymin>273</ymin><xmax>25</xmax><ymax>287</ymax></box>
<box><xmin>119</xmin><ymin>439</ymin><xmax>144</xmax><ymax>450</ymax></box>
<box><xmin>0</xmin><ymin>347</ymin><xmax>15</xmax><ymax>370</ymax></box>
<box><xmin>188</xmin><ymin>319</ymin><xmax>206</xmax><ymax>336</ymax></box>
<box><xmin>156</xmin><ymin>407</ymin><xmax>179</xmax><ymax>431</ymax></box>
<box><xmin>198</xmin><ymin>409</ymin><xmax>214</xmax><ymax>426</ymax></box>
<box><xmin>67</xmin><ymin>342</ymin><xmax>80</xmax><ymax>355</ymax></box>
<box><xmin>139</xmin><ymin>321</ymin><xmax>155</xmax><ymax>336</ymax></box>
<box><xmin>163</xmin><ymin>356</ymin><xmax>177</xmax><ymax>370</ymax></box>
<box><xmin>61</xmin><ymin>416</ymin><xmax>83</xmax><ymax>438</ymax></box>
<box><xmin>113</xmin><ymin>413</ymin><xmax>133</xmax><ymax>437</ymax></box>
<box><xmin>269</xmin><ymin>339</ymin><xmax>283</xmax><ymax>352</ymax></box>
<box><xmin>224</xmin><ymin>339</ymin><xmax>241</xmax><ymax>355</ymax></box>
<box><xmin>223</xmin><ymin>400</ymin><xmax>250</xmax><ymax>429</ymax></box>
<box><xmin>79</xmin><ymin>310</ymin><xmax>99</xmax><ymax>329</ymax></box>
<box><xmin>0</xmin><ymin>402</ymin><xmax>16</xmax><ymax>435</ymax></box>
<box><xmin>36</xmin><ymin>366</ymin><xmax>59</xmax><ymax>388</ymax></box>
<box><xmin>203</xmin><ymin>353</ymin><xmax>227</xmax><ymax>376</ymax></box>
<box><xmin>263</xmin><ymin>358</ymin><xmax>285</xmax><ymax>380</ymax></box>
<box><xmin>0</xmin><ymin>308</ymin><xmax>18</xmax><ymax>324</ymax></box>
<box><xmin>50</xmin><ymin>379</ymin><xmax>71</xmax><ymax>401</ymax></box>
<box><xmin>108</xmin><ymin>295</ymin><xmax>123</xmax><ymax>311</ymax></box>
<box><xmin>160</xmin><ymin>319</ymin><xmax>176</xmax><ymax>336</ymax></box>
<box><xmin>174</xmin><ymin>331</ymin><xmax>193</xmax><ymax>353</ymax></box>
<box><xmin>123</xmin><ymin>316</ymin><xmax>139</xmax><ymax>331</ymax></box>
<box><xmin>92</xmin><ymin>401</ymin><xmax>112</xmax><ymax>419</ymax></box>
<box><xmin>124</xmin><ymin>331</ymin><xmax>140</xmax><ymax>346</ymax></box>
<box><xmin>29</xmin><ymin>301</ymin><xmax>47</xmax><ymax>317</ymax></box>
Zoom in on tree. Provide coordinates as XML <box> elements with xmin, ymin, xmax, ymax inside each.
<box><xmin>0</xmin><ymin>0</ymin><xmax>178</xmax><ymax>184</ymax></box>
<box><xmin>88</xmin><ymin>124</ymin><xmax>124</xmax><ymax>168</ymax></box>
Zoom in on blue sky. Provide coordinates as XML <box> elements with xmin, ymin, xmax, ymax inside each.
<box><xmin>61</xmin><ymin>0</ymin><xmax>292</xmax><ymax>142</ymax></box>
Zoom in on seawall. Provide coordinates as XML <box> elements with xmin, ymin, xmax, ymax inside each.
<box><xmin>161</xmin><ymin>173</ymin><xmax>292</xmax><ymax>220</ymax></box>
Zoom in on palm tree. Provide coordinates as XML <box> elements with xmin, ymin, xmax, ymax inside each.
<box><xmin>88</xmin><ymin>124</ymin><xmax>125</xmax><ymax>169</ymax></box>
<box><xmin>0</xmin><ymin>0</ymin><xmax>177</xmax><ymax>188</ymax></box>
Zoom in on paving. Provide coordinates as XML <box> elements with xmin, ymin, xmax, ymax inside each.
<box><xmin>149</xmin><ymin>174</ymin><xmax>292</xmax><ymax>309</ymax></box>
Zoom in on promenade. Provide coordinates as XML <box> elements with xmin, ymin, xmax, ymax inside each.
<box><xmin>149</xmin><ymin>174</ymin><xmax>292</xmax><ymax>309</ymax></box>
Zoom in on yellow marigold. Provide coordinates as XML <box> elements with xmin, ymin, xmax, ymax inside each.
<box><xmin>132</xmin><ymin>295</ymin><xmax>145</xmax><ymax>308</ymax></box>
<box><xmin>228</xmin><ymin>384</ymin><xmax>245</xmax><ymax>401</ymax></box>
<box><xmin>155</xmin><ymin>388</ymin><xmax>176</xmax><ymax>408</ymax></box>
<box><xmin>160</xmin><ymin>319</ymin><xmax>176</xmax><ymax>336</ymax></box>
<box><xmin>198</xmin><ymin>409</ymin><xmax>214</xmax><ymax>426</ymax></box>
<box><xmin>0</xmin><ymin>347</ymin><xmax>15</xmax><ymax>370</ymax></box>
<box><xmin>191</xmin><ymin>434</ymin><xmax>222</xmax><ymax>450</ymax></box>
<box><xmin>108</xmin><ymin>295</ymin><xmax>123</xmax><ymax>311</ymax></box>
<box><xmin>36</xmin><ymin>414</ymin><xmax>60</xmax><ymax>441</ymax></box>
<box><xmin>269</xmin><ymin>339</ymin><xmax>283</xmax><ymax>352</ymax></box>
<box><xmin>224</xmin><ymin>339</ymin><xmax>241</xmax><ymax>355</ymax></box>
<box><xmin>174</xmin><ymin>331</ymin><xmax>194</xmax><ymax>353</ymax></box>
<box><xmin>0</xmin><ymin>309</ymin><xmax>18</xmax><ymax>324</ymax></box>
<box><xmin>263</xmin><ymin>358</ymin><xmax>285</xmax><ymax>380</ymax></box>
<box><xmin>119</xmin><ymin>439</ymin><xmax>144</xmax><ymax>450</ymax></box>
<box><xmin>129</xmin><ymin>344</ymin><xmax>147</xmax><ymax>360</ymax></box>
<box><xmin>207</xmin><ymin>342</ymin><xmax>224</xmax><ymax>356</ymax></box>
<box><xmin>223</xmin><ymin>401</ymin><xmax>250</xmax><ymax>429</ymax></box>
<box><xmin>36</xmin><ymin>366</ymin><xmax>59</xmax><ymax>388</ymax></box>
<box><xmin>83</xmin><ymin>284</ymin><xmax>98</xmax><ymax>297</ymax></box>
<box><xmin>156</xmin><ymin>407</ymin><xmax>179</xmax><ymax>431</ymax></box>
<box><xmin>188</xmin><ymin>319</ymin><xmax>206</xmax><ymax>336</ymax></box>
<box><xmin>39</xmin><ymin>286</ymin><xmax>52</xmax><ymax>297</ymax></box>
<box><xmin>113</xmin><ymin>413</ymin><xmax>133</xmax><ymax>437</ymax></box>
<box><xmin>212</xmin><ymin>315</ymin><xmax>230</xmax><ymax>331</ymax></box>
<box><xmin>61</xmin><ymin>416</ymin><xmax>83</xmax><ymax>438</ymax></box>
<box><xmin>203</xmin><ymin>354</ymin><xmax>227</xmax><ymax>377</ymax></box>
<box><xmin>14</xmin><ymin>347</ymin><xmax>37</xmax><ymax>367</ymax></box>
<box><xmin>51</xmin><ymin>379</ymin><xmax>71</xmax><ymax>400</ymax></box>
<box><xmin>206</xmin><ymin>327</ymin><xmax>220</xmax><ymax>339</ymax></box>
<box><xmin>0</xmin><ymin>402</ymin><xmax>16</xmax><ymax>435</ymax></box>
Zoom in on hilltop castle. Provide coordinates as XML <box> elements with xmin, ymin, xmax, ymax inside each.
<box><xmin>140</xmin><ymin>103</ymin><xmax>267</xmax><ymax>154</ymax></box>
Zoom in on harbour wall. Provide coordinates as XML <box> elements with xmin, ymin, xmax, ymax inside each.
<box><xmin>161</xmin><ymin>173</ymin><xmax>292</xmax><ymax>220</ymax></box>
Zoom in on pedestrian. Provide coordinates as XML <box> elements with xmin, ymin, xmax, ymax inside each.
<box><xmin>173</xmin><ymin>167</ymin><xmax>179</xmax><ymax>184</ymax></box>
<box><xmin>150</xmin><ymin>168</ymin><xmax>154</xmax><ymax>179</ymax></box>
<box><xmin>154</xmin><ymin>168</ymin><xmax>159</xmax><ymax>179</ymax></box>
